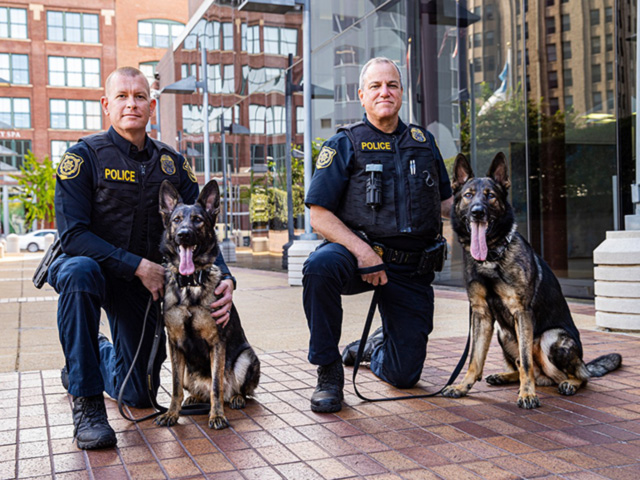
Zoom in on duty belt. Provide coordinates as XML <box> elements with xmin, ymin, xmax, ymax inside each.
<box><xmin>372</xmin><ymin>243</ymin><xmax>422</xmax><ymax>265</ymax></box>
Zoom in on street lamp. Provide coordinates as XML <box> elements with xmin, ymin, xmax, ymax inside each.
<box><xmin>219</xmin><ymin>119</ymin><xmax>250</xmax><ymax>262</ymax></box>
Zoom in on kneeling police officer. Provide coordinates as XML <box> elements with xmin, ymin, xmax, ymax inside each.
<box><xmin>303</xmin><ymin>57</ymin><xmax>453</xmax><ymax>413</ymax></box>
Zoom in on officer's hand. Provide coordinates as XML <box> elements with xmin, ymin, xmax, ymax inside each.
<box><xmin>358</xmin><ymin>248</ymin><xmax>388</xmax><ymax>286</ymax></box>
<box><xmin>135</xmin><ymin>259</ymin><xmax>165</xmax><ymax>301</ymax></box>
<box><xmin>210</xmin><ymin>279</ymin><xmax>234</xmax><ymax>328</ymax></box>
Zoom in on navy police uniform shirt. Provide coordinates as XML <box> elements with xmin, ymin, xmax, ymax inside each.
<box><xmin>55</xmin><ymin>127</ymin><xmax>230</xmax><ymax>281</ymax></box>
<box><xmin>305</xmin><ymin>115</ymin><xmax>452</xmax><ymax>250</ymax></box>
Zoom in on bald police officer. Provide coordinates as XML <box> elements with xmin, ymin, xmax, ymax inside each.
<box><xmin>303</xmin><ymin>57</ymin><xmax>453</xmax><ymax>413</ymax></box>
<box><xmin>49</xmin><ymin>67</ymin><xmax>235</xmax><ymax>449</ymax></box>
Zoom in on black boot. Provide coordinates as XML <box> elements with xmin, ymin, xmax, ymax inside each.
<box><xmin>341</xmin><ymin>326</ymin><xmax>384</xmax><ymax>366</ymax></box>
<box><xmin>310</xmin><ymin>359</ymin><xmax>344</xmax><ymax>413</ymax></box>
<box><xmin>72</xmin><ymin>395</ymin><xmax>117</xmax><ymax>450</ymax></box>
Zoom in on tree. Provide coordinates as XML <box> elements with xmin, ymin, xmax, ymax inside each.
<box><xmin>11</xmin><ymin>152</ymin><xmax>56</xmax><ymax>230</ymax></box>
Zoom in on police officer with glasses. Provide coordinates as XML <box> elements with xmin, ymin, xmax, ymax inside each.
<box><xmin>303</xmin><ymin>57</ymin><xmax>453</xmax><ymax>413</ymax></box>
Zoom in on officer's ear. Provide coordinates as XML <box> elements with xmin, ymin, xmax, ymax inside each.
<box><xmin>159</xmin><ymin>180</ymin><xmax>182</xmax><ymax>225</ymax></box>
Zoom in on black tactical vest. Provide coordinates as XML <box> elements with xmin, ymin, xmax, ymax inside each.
<box><xmin>80</xmin><ymin>132</ymin><xmax>182</xmax><ymax>263</ymax></box>
<box><xmin>335</xmin><ymin>121</ymin><xmax>442</xmax><ymax>242</ymax></box>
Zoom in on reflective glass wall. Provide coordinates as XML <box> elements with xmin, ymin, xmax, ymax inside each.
<box><xmin>308</xmin><ymin>0</ymin><xmax>636</xmax><ymax>297</ymax></box>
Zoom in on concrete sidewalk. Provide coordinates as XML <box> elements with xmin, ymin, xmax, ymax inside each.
<box><xmin>1</xmin><ymin>252</ymin><xmax>639</xmax><ymax>479</ymax></box>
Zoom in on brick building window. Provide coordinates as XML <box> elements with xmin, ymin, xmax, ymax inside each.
<box><xmin>606</xmin><ymin>34</ymin><xmax>613</xmax><ymax>51</ymax></box>
<box><xmin>139</xmin><ymin>61</ymin><xmax>158</xmax><ymax>87</ymax></box>
<box><xmin>546</xmin><ymin>16</ymin><xmax>555</xmax><ymax>34</ymax></box>
<box><xmin>548</xmin><ymin>70</ymin><xmax>558</xmax><ymax>89</ymax></box>
<box><xmin>606</xmin><ymin>62</ymin><xmax>614</xmax><ymax>81</ymax></box>
<box><xmin>590</xmin><ymin>9</ymin><xmax>600</xmax><ymax>26</ymax></box>
<box><xmin>0</xmin><ymin>53</ymin><xmax>29</xmax><ymax>84</ymax></box>
<box><xmin>561</xmin><ymin>14</ymin><xmax>570</xmax><ymax>32</ymax></box>
<box><xmin>547</xmin><ymin>43</ymin><xmax>557</xmax><ymax>62</ymax></box>
<box><xmin>47</xmin><ymin>11</ymin><xmax>99</xmax><ymax>44</ymax></box>
<box><xmin>562</xmin><ymin>41</ymin><xmax>572</xmax><ymax>59</ymax></box>
<box><xmin>592</xmin><ymin>92</ymin><xmax>602</xmax><ymax>111</ymax></box>
<box><xmin>563</xmin><ymin>68</ymin><xmax>573</xmax><ymax>87</ymax></box>
<box><xmin>592</xmin><ymin>64</ymin><xmax>602</xmax><ymax>83</ymax></box>
<box><xmin>0</xmin><ymin>97</ymin><xmax>30</xmax><ymax>128</ymax></box>
<box><xmin>51</xmin><ymin>140</ymin><xmax>76</xmax><ymax>165</ymax></box>
<box><xmin>242</xmin><ymin>24</ymin><xmax>260</xmax><ymax>53</ymax></box>
<box><xmin>564</xmin><ymin>95</ymin><xmax>573</xmax><ymax>110</ymax></box>
<box><xmin>591</xmin><ymin>36</ymin><xmax>601</xmax><ymax>54</ymax></box>
<box><xmin>138</xmin><ymin>19</ymin><xmax>184</xmax><ymax>48</ymax></box>
<box><xmin>49</xmin><ymin>56</ymin><xmax>100</xmax><ymax>88</ymax></box>
<box><xmin>0</xmin><ymin>7</ymin><xmax>27</xmax><ymax>39</ymax></box>
<box><xmin>222</xmin><ymin>22</ymin><xmax>233</xmax><ymax>51</ymax></box>
<box><xmin>264</xmin><ymin>26</ymin><xmax>297</xmax><ymax>56</ymax></box>
<box><xmin>50</xmin><ymin>99</ymin><xmax>101</xmax><ymax>130</ymax></box>
<box><xmin>0</xmin><ymin>139</ymin><xmax>31</xmax><ymax>169</ymax></box>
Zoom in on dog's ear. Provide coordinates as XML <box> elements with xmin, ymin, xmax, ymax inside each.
<box><xmin>198</xmin><ymin>180</ymin><xmax>220</xmax><ymax>217</ymax></box>
<box><xmin>159</xmin><ymin>180</ymin><xmax>182</xmax><ymax>223</ymax></box>
<box><xmin>452</xmin><ymin>153</ymin><xmax>473</xmax><ymax>191</ymax></box>
<box><xmin>487</xmin><ymin>152</ymin><xmax>511</xmax><ymax>190</ymax></box>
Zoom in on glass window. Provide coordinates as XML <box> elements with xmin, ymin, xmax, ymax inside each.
<box><xmin>547</xmin><ymin>0</ymin><xmax>555</xmax><ymax>5</ymax></box>
<box><xmin>592</xmin><ymin>91</ymin><xmax>602</xmax><ymax>110</ymax></box>
<box><xmin>246</xmin><ymin>25</ymin><xmax>260</xmax><ymax>53</ymax></box>
<box><xmin>263</xmin><ymin>26</ymin><xmax>297</xmax><ymax>56</ymax></box>
<box><xmin>592</xmin><ymin>64</ymin><xmax>601</xmax><ymax>83</ymax></box>
<box><xmin>139</xmin><ymin>61</ymin><xmax>158</xmax><ymax>87</ymax></box>
<box><xmin>561</xmin><ymin>14</ymin><xmax>570</xmax><ymax>32</ymax></box>
<box><xmin>484</xmin><ymin>55</ymin><xmax>495</xmax><ymax>71</ymax></box>
<box><xmin>0</xmin><ymin>7</ymin><xmax>27</xmax><ymax>39</ymax></box>
<box><xmin>0</xmin><ymin>97</ymin><xmax>30</xmax><ymax>128</ymax></box>
<box><xmin>549</xmin><ymin>97</ymin><xmax>560</xmax><ymax>114</ymax></box>
<box><xmin>564</xmin><ymin>95</ymin><xmax>573</xmax><ymax>110</ymax></box>
<box><xmin>606</xmin><ymin>62</ymin><xmax>613</xmax><ymax>81</ymax></box>
<box><xmin>296</xmin><ymin>105</ymin><xmax>304</xmax><ymax>134</ymax></box>
<box><xmin>138</xmin><ymin>19</ymin><xmax>184</xmax><ymax>48</ymax></box>
<box><xmin>606</xmin><ymin>90</ymin><xmax>614</xmax><ymax>110</ymax></box>
<box><xmin>49</xmin><ymin>99</ymin><xmax>101</xmax><ymax>130</ymax></box>
<box><xmin>249</xmin><ymin>104</ymin><xmax>266</xmax><ymax>134</ymax></box>
<box><xmin>222</xmin><ymin>22</ymin><xmax>233</xmax><ymax>50</ymax></box>
<box><xmin>547</xmin><ymin>44</ymin><xmax>557</xmax><ymax>62</ymax></box>
<box><xmin>591</xmin><ymin>36</ymin><xmax>601</xmax><ymax>54</ymax></box>
<box><xmin>606</xmin><ymin>34</ymin><xmax>613</xmax><ymax>52</ymax></box>
<box><xmin>548</xmin><ymin>70</ymin><xmax>558</xmax><ymax>89</ymax></box>
<box><xmin>48</xmin><ymin>56</ymin><xmax>100</xmax><ymax>87</ymax></box>
<box><xmin>546</xmin><ymin>17</ymin><xmax>555</xmax><ymax>34</ymax></box>
<box><xmin>51</xmin><ymin>140</ymin><xmax>76</xmax><ymax>165</ymax></box>
<box><xmin>47</xmin><ymin>11</ymin><xmax>99</xmax><ymax>43</ymax></box>
<box><xmin>0</xmin><ymin>139</ymin><xmax>31</xmax><ymax>169</ymax></box>
<box><xmin>485</xmin><ymin>5</ymin><xmax>494</xmax><ymax>20</ymax></box>
<box><xmin>563</xmin><ymin>68</ymin><xmax>572</xmax><ymax>87</ymax></box>
<box><xmin>242</xmin><ymin>66</ymin><xmax>285</xmax><ymax>94</ymax></box>
<box><xmin>590</xmin><ymin>9</ymin><xmax>600</xmax><ymax>26</ymax></box>
<box><xmin>485</xmin><ymin>31</ymin><xmax>494</xmax><ymax>46</ymax></box>
<box><xmin>562</xmin><ymin>41</ymin><xmax>572</xmax><ymax>59</ymax></box>
<box><xmin>0</xmin><ymin>53</ymin><xmax>29</xmax><ymax>84</ymax></box>
<box><xmin>473</xmin><ymin>33</ymin><xmax>481</xmax><ymax>48</ymax></box>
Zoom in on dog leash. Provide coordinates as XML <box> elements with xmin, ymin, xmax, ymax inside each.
<box><xmin>118</xmin><ymin>296</ymin><xmax>211</xmax><ymax>423</ymax></box>
<box><xmin>351</xmin><ymin>288</ymin><xmax>471</xmax><ymax>402</ymax></box>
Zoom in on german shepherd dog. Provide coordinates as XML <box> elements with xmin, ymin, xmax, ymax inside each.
<box><xmin>155</xmin><ymin>179</ymin><xmax>260</xmax><ymax>429</ymax></box>
<box><xmin>442</xmin><ymin>152</ymin><xmax>621</xmax><ymax>409</ymax></box>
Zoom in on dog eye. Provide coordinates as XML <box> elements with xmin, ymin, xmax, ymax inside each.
<box><xmin>172</xmin><ymin>216</ymin><xmax>181</xmax><ymax>223</ymax></box>
<box><xmin>192</xmin><ymin>215</ymin><xmax>203</xmax><ymax>223</ymax></box>
<box><xmin>487</xmin><ymin>192</ymin><xmax>496</xmax><ymax>199</ymax></box>
<box><xmin>463</xmin><ymin>192</ymin><xmax>473</xmax><ymax>199</ymax></box>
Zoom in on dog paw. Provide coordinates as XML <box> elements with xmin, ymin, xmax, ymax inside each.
<box><xmin>229</xmin><ymin>394</ymin><xmax>246</xmax><ymax>410</ymax></box>
<box><xmin>558</xmin><ymin>381</ymin><xmax>577</xmax><ymax>396</ymax></box>
<box><xmin>183</xmin><ymin>395</ymin><xmax>208</xmax><ymax>406</ymax></box>
<box><xmin>155</xmin><ymin>412</ymin><xmax>180</xmax><ymax>427</ymax></box>
<box><xmin>486</xmin><ymin>374</ymin><xmax>507</xmax><ymax>385</ymax></box>
<box><xmin>517</xmin><ymin>394</ymin><xmax>540</xmax><ymax>409</ymax></box>
<box><xmin>442</xmin><ymin>385</ymin><xmax>467</xmax><ymax>398</ymax></box>
<box><xmin>209</xmin><ymin>415</ymin><xmax>229</xmax><ymax>430</ymax></box>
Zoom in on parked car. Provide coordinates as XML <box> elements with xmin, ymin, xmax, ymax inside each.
<box><xmin>18</xmin><ymin>229</ymin><xmax>58</xmax><ymax>252</ymax></box>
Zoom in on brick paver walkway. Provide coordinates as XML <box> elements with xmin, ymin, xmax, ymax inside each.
<box><xmin>2</xmin><ymin>329</ymin><xmax>638</xmax><ymax>479</ymax></box>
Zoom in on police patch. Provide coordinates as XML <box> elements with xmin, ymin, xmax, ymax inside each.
<box><xmin>104</xmin><ymin>168</ymin><xmax>137</xmax><ymax>183</ymax></box>
<box><xmin>160</xmin><ymin>154</ymin><xmax>176</xmax><ymax>175</ymax></box>
<box><xmin>57</xmin><ymin>153</ymin><xmax>84</xmax><ymax>180</ymax></box>
<box><xmin>316</xmin><ymin>146</ymin><xmax>336</xmax><ymax>169</ymax></box>
<box><xmin>183</xmin><ymin>158</ymin><xmax>197</xmax><ymax>183</ymax></box>
<box><xmin>411</xmin><ymin>127</ymin><xmax>426</xmax><ymax>143</ymax></box>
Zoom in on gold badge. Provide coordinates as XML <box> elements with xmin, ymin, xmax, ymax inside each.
<box><xmin>57</xmin><ymin>153</ymin><xmax>84</xmax><ymax>180</ymax></box>
<box><xmin>316</xmin><ymin>146</ymin><xmax>336</xmax><ymax>169</ymax></box>
<box><xmin>411</xmin><ymin>127</ymin><xmax>426</xmax><ymax>143</ymax></box>
<box><xmin>160</xmin><ymin>155</ymin><xmax>176</xmax><ymax>175</ymax></box>
<box><xmin>183</xmin><ymin>158</ymin><xmax>197</xmax><ymax>183</ymax></box>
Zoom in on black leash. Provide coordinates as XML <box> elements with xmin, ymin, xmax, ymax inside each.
<box><xmin>351</xmin><ymin>288</ymin><xmax>471</xmax><ymax>402</ymax></box>
<box><xmin>117</xmin><ymin>296</ymin><xmax>210</xmax><ymax>423</ymax></box>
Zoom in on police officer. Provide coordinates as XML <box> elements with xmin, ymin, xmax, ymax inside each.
<box><xmin>303</xmin><ymin>57</ymin><xmax>453</xmax><ymax>413</ymax></box>
<box><xmin>49</xmin><ymin>67</ymin><xmax>236</xmax><ymax>449</ymax></box>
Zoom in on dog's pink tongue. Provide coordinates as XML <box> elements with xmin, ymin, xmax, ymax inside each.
<box><xmin>178</xmin><ymin>246</ymin><xmax>195</xmax><ymax>276</ymax></box>
<box><xmin>470</xmin><ymin>222</ymin><xmax>488</xmax><ymax>261</ymax></box>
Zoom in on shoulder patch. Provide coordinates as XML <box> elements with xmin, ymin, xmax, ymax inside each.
<box><xmin>316</xmin><ymin>146</ymin><xmax>336</xmax><ymax>169</ymax></box>
<box><xmin>57</xmin><ymin>153</ymin><xmax>84</xmax><ymax>180</ymax></box>
<box><xmin>183</xmin><ymin>158</ymin><xmax>197</xmax><ymax>183</ymax></box>
<box><xmin>160</xmin><ymin>154</ymin><xmax>176</xmax><ymax>175</ymax></box>
<box><xmin>411</xmin><ymin>127</ymin><xmax>426</xmax><ymax>143</ymax></box>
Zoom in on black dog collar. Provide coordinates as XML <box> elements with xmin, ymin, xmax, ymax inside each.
<box><xmin>485</xmin><ymin>224</ymin><xmax>517</xmax><ymax>262</ymax></box>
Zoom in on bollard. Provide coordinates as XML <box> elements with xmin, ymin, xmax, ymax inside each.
<box><xmin>44</xmin><ymin>233</ymin><xmax>55</xmax><ymax>251</ymax></box>
<box><xmin>6</xmin><ymin>234</ymin><xmax>19</xmax><ymax>253</ymax></box>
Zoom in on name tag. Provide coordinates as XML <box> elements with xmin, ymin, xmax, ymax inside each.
<box><xmin>360</xmin><ymin>141</ymin><xmax>393</xmax><ymax>152</ymax></box>
<box><xmin>104</xmin><ymin>168</ymin><xmax>137</xmax><ymax>183</ymax></box>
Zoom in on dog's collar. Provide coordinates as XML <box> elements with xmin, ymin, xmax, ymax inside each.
<box><xmin>484</xmin><ymin>224</ymin><xmax>517</xmax><ymax>262</ymax></box>
<box><xmin>177</xmin><ymin>269</ymin><xmax>210</xmax><ymax>288</ymax></box>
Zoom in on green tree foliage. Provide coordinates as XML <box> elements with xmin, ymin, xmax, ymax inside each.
<box><xmin>11</xmin><ymin>152</ymin><xmax>56</xmax><ymax>229</ymax></box>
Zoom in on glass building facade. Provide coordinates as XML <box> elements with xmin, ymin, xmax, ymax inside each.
<box><xmin>160</xmin><ymin>0</ymin><xmax>637</xmax><ymax>298</ymax></box>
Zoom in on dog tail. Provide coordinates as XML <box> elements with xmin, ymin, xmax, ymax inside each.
<box><xmin>586</xmin><ymin>353</ymin><xmax>622</xmax><ymax>377</ymax></box>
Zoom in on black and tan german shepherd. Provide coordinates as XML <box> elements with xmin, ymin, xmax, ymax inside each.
<box><xmin>155</xmin><ymin>179</ymin><xmax>260</xmax><ymax>429</ymax></box>
<box><xmin>442</xmin><ymin>152</ymin><xmax>621</xmax><ymax>409</ymax></box>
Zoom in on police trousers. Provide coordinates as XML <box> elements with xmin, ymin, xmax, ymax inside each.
<box><xmin>48</xmin><ymin>254</ymin><xmax>165</xmax><ymax>408</ymax></box>
<box><xmin>303</xmin><ymin>241</ymin><xmax>435</xmax><ymax>389</ymax></box>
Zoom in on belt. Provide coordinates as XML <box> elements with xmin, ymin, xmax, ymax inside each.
<box><xmin>372</xmin><ymin>243</ymin><xmax>421</xmax><ymax>265</ymax></box>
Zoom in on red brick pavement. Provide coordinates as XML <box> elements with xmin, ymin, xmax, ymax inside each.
<box><xmin>2</xmin><ymin>329</ymin><xmax>639</xmax><ymax>479</ymax></box>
